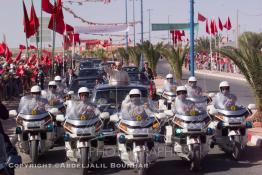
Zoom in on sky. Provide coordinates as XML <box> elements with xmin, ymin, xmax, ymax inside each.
<box><xmin>1</xmin><ymin>0</ymin><xmax>262</xmax><ymax>48</ymax></box>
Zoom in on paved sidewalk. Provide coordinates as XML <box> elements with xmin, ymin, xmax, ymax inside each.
<box><xmin>194</xmin><ymin>69</ymin><xmax>246</xmax><ymax>81</ymax></box>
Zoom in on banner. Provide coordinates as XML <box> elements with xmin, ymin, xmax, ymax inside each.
<box><xmin>75</xmin><ymin>24</ymin><xmax>129</xmax><ymax>34</ymax></box>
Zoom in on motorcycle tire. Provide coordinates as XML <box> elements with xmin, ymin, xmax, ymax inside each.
<box><xmin>80</xmin><ymin>147</ymin><xmax>89</xmax><ymax>175</ymax></box>
<box><xmin>138</xmin><ymin>151</ymin><xmax>147</xmax><ymax>175</ymax></box>
<box><xmin>30</xmin><ymin>140</ymin><xmax>39</xmax><ymax>164</ymax></box>
<box><xmin>232</xmin><ymin>142</ymin><xmax>241</xmax><ymax>161</ymax></box>
<box><xmin>190</xmin><ymin>144</ymin><xmax>201</xmax><ymax>172</ymax></box>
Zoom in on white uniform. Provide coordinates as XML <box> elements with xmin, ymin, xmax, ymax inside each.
<box><xmin>173</xmin><ymin>97</ymin><xmax>196</xmax><ymax>115</ymax></box>
<box><xmin>18</xmin><ymin>95</ymin><xmax>48</xmax><ymax>114</ymax></box>
<box><xmin>162</xmin><ymin>80</ymin><xmax>176</xmax><ymax>92</ymax></box>
<box><xmin>104</xmin><ymin>66</ymin><xmax>130</xmax><ymax>85</ymax></box>
<box><xmin>214</xmin><ymin>92</ymin><xmax>237</xmax><ymax>110</ymax></box>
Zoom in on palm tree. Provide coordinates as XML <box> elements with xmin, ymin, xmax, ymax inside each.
<box><xmin>220</xmin><ymin>32</ymin><xmax>262</xmax><ymax>112</ymax></box>
<box><xmin>94</xmin><ymin>48</ymin><xmax>107</xmax><ymax>61</ymax></box>
<box><xmin>138</xmin><ymin>41</ymin><xmax>163</xmax><ymax>76</ymax></box>
<box><xmin>116</xmin><ymin>48</ymin><xmax>129</xmax><ymax>65</ymax></box>
<box><xmin>128</xmin><ymin>46</ymin><xmax>141</xmax><ymax>66</ymax></box>
<box><xmin>159</xmin><ymin>44</ymin><xmax>189</xmax><ymax>82</ymax></box>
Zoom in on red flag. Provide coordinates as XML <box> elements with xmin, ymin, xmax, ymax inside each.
<box><xmin>29</xmin><ymin>45</ymin><xmax>37</xmax><ymax>50</ymax></box>
<box><xmin>206</xmin><ymin>19</ymin><xmax>210</xmax><ymax>34</ymax></box>
<box><xmin>42</xmin><ymin>0</ymin><xmax>54</xmax><ymax>14</ymax></box>
<box><xmin>23</xmin><ymin>0</ymin><xmax>34</xmax><ymax>38</ymax></box>
<box><xmin>15</xmin><ymin>51</ymin><xmax>22</xmax><ymax>63</ymax></box>
<box><xmin>218</xmin><ymin>17</ymin><xmax>223</xmax><ymax>31</ymax></box>
<box><xmin>69</xmin><ymin>33</ymin><xmax>80</xmax><ymax>44</ymax></box>
<box><xmin>210</xmin><ymin>19</ymin><xmax>217</xmax><ymax>36</ymax></box>
<box><xmin>224</xmin><ymin>17</ymin><xmax>232</xmax><ymax>30</ymax></box>
<box><xmin>30</xmin><ymin>3</ymin><xmax>39</xmax><ymax>34</ymax></box>
<box><xmin>65</xmin><ymin>24</ymin><xmax>74</xmax><ymax>32</ymax></box>
<box><xmin>198</xmin><ymin>13</ymin><xmax>206</xmax><ymax>22</ymax></box>
<box><xmin>48</xmin><ymin>2</ymin><xmax>65</xmax><ymax>35</ymax></box>
<box><xmin>0</xmin><ymin>43</ymin><xmax>7</xmax><ymax>55</ymax></box>
<box><xmin>19</xmin><ymin>44</ymin><xmax>26</xmax><ymax>50</ymax></box>
<box><xmin>5</xmin><ymin>47</ymin><xmax>12</xmax><ymax>61</ymax></box>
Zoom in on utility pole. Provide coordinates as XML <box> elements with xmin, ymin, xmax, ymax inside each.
<box><xmin>147</xmin><ymin>9</ymin><xmax>153</xmax><ymax>42</ymax></box>
<box><xmin>168</xmin><ymin>15</ymin><xmax>172</xmax><ymax>44</ymax></box>
<box><xmin>125</xmin><ymin>0</ymin><xmax>128</xmax><ymax>50</ymax></box>
<box><xmin>189</xmin><ymin>0</ymin><xmax>195</xmax><ymax>76</ymax></box>
<box><xmin>133</xmin><ymin>0</ymin><xmax>136</xmax><ymax>46</ymax></box>
<box><xmin>140</xmin><ymin>0</ymin><xmax>144</xmax><ymax>43</ymax></box>
<box><xmin>236</xmin><ymin>9</ymin><xmax>239</xmax><ymax>48</ymax></box>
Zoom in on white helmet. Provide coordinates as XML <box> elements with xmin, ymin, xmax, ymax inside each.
<box><xmin>166</xmin><ymin>74</ymin><xmax>173</xmax><ymax>79</ymax></box>
<box><xmin>31</xmin><ymin>85</ymin><xmax>41</xmax><ymax>93</ymax></box>
<box><xmin>78</xmin><ymin>87</ymin><xmax>90</xmax><ymax>94</ymax></box>
<box><xmin>54</xmin><ymin>76</ymin><xmax>62</xmax><ymax>81</ymax></box>
<box><xmin>219</xmin><ymin>81</ymin><xmax>230</xmax><ymax>88</ymax></box>
<box><xmin>48</xmin><ymin>81</ymin><xmax>56</xmax><ymax>86</ymax></box>
<box><xmin>176</xmin><ymin>86</ymin><xmax>187</xmax><ymax>92</ymax></box>
<box><xmin>129</xmin><ymin>89</ymin><xmax>141</xmax><ymax>96</ymax></box>
<box><xmin>188</xmin><ymin>76</ymin><xmax>197</xmax><ymax>82</ymax></box>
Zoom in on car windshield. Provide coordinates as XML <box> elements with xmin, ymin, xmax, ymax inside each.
<box><xmin>129</xmin><ymin>73</ymin><xmax>150</xmax><ymax>84</ymax></box>
<box><xmin>79</xmin><ymin>69</ymin><xmax>100</xmax><ymax>77</ymax></box>
<box><xmin>93</xmin><ymin>87</ymin><xmax>148</xmax><ymax>106</ymax></box>
<box><xmin>123</xmin><ymin>67</ymin><xmax>139</xmax><ymax>73</ymax></box>
<box><xmin>80</xmin><ymin>62</ymin><xmax>93</xmax><ymax>68</ymax></box>
<box><xmin>18</xmin><ymin>96</ymin><xmax>48</xmax><ymax>115</ymax></box>
<box><xmin>65</xmin><ymin>100</ymin><xmax>97</xmax><ymax>120</ymax></box>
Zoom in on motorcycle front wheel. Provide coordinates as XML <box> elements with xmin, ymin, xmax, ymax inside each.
<box><xmin>80</xmin><ymin>147</ymin><xmax>89</xmax><ymax>175</ymax></box>
<box><xmin>30</xmin><ymin>140</ymin><xmax>39</xmax><ymax>164</ymax></box>
<box><xmin>137</xmin><ymin>151</ymin><xmax>147</xmax><ymax>175</ymax></box>
<box><xmin>190</xmin><ymin>144</ymin><xmax>201</xmax><ymax>172</ymax></box>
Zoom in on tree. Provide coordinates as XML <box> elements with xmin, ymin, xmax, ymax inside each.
<box><xmin>138</xmin><ymin>41</ymin><xmax>163</xmax><ymax>76</ymax></box>
<box><xmin>94</xmin><ymin>48</ymin><xmax>107</xmax><ymax>61</ymax></box>
<box><xmin>128</xmin><ymin>46</ymin><xmax>141</xmax><ymax>66</ymax></box>
<box><xmin>159</xmin><ymin>44</ymin><xmax>189</xmax><ymax>82</ymax></box>
<box><xmin>220</xmin><ymin>32</ymin><xmax>262</xmax><ymax>114</ymax></box>
<box><xmin>116</xmin><ymin>48</ymin><xmax>129</xmax><ymax>65</ymax></box>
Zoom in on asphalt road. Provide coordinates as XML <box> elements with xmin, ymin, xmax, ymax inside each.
<box><xmin>15</xmin><ymin>60</ymin><xmax>261</xmax><ymax>175</ymax></box>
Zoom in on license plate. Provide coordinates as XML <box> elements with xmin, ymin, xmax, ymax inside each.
<box><xmin>26</xmin><ymin>121</ymin><xmax>42</xmax><ymax>128</ymax></box>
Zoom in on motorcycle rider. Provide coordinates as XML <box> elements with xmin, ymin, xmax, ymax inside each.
<box><xmin>213</xmin><ymin>81</ymin><xmax>237</xmax><ymax>110</ymax></box>
<box><xmin>18</xmin><ymin>85</ymin><xmax>48</xmax><ymax>114</ymax></box>
<box><xmin>54</xmin><ymin>76</ymin><xmax>66</xmax><ymax>95</ymax></box>
<box><xmin>173</xmin><ymin>86</ymin><xmax>198</xmax><ymax>116</ymax></box>
<box><xmin>121</xmin><ymin>89</ymin><xmax>155</xmax><ymax>121</ymax></box>
<box><xmin>185</xmin><ymin>76</ymin><xmax>203</xmax><ymax>98</ymax></box>
<box><xmin>42</xmin><ymin>81</ymin><xmax>63</xmax><ymax>106</ymax></box>
<box><xmin>162</xmin><ymin>74</ymin><xmax>177</xmax><ymax>92</ymax></box>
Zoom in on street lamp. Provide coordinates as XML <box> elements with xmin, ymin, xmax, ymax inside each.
<box><xmin>147</xmin><ymin>9</ymin><xmax>153</xmax><ymax>42</ymax></box>
<box><xmin>168</xmin><ymin>15</ymin><xmax>172</xmax><ymax>45</ymax></box>
<box><xmin>125</xmin><ymin>0</ymin><xmax>128</xmax><ymax>50</ymax></box>
<box><xmin>189</xmin><ymin>0</ymin><xmax>195</xmax><ymax>76</ymax></box>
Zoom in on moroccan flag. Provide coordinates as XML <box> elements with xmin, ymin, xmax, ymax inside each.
<box><xmin>218</xmin><ymin>17</ymin><xmax>223</xmax><ymax>31</ymax></box>
<box><xmin>15</xmin><ymin>51</ymin><xmax>22</xmax><ymax>63</ymax></box>
<box><xmin>30</xmin><ymin>3</ymin><xmax>39</xmax><ymax>34</ymax></box>
<box><xmin>210</xmin><ymin>19</ymin><xmax>218</xmax><ymax>36</ymax></box>
<box><xmin>206</xmin><ymin>19</ymin><xmax>210</xmax><ymax>34</ymax></box>
<box><xmin>29</xmin><ymin>45</ymin><xmax>37</xmax><ymax>50</ymax></box>
<box><xmin>19</xmin><ymin>44</ymin><xmax>26</xmax><ymax>50</ymax></box>
<box><xmin>198</xmin><ymin>13</ymin><xmax>206</xmax><ymax>22</ymax></box>
<box><xmin>5</xmin><ymin>47</ymin><xmax>12</xmax><ymax>61</ymax></box>
<box><xmin>48</xmin><ymin>2</ymin><xmax>65</xmax><ymax>35</ymax></box>
<box><xmin>23</xmin><ymin>0</ymin><xmax>34</xmax><ymax>38</ymax></box>
<box><xmin>69</xmin><ymin>33</ymin><xmax>80</xmax><ymax>44</ymax></box>
<box><xmin>42</xmin><ymin>0</ymin><xmax>54</xmax><ymax>14</ymax></box>
<box><xmin>0</xmin><ymin>43</ymin><xmax>7</xmax><ymax>55</ymax></box>
<box><xmin>65</xmin><ymin>24</ymin><xmax>74</xmax><ymax>33</ymax></box>
<box><xmin>224</xmin><ymin>17</ymin><xmax>232</xmax><ymax>30</ymax></box>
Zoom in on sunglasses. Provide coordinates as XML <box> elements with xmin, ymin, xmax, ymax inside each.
<box><xmin>130</xmin><ymin>95</ymin><xmax>141</xmax><ymax>98</ymax></box>
<box><xmin>221</xmin><ymin>87</ymin><xmax>230</xmax><ymax>91</ymax></box>
<box><xmin>79</xmin><ymin>93</ymin><xmax>89</xmax><ymax>97</ymax></box>
<box><xmin>49</xmin><ymin>86</ymin><xmax>57</xmax><ymax>89</ymax></box>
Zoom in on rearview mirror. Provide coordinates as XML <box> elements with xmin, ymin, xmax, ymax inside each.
<box><xmin>9</xmin><ymin>110</ymin><xmax>17</xmax><ymax>117</ymax></box>
<box><xmin>248</xmin><ymin>104</ymin><xmax>256</xmax><ymax>111</ymax></box>
<box><xmin>110</xmin><ymin>114</ymin><xmax>119</xmax><ymax>123</ymax></box>
<box><xmin>56</xmin><ymin>114</ymin><xmax>65</xmax><ymax>122</ymax></box>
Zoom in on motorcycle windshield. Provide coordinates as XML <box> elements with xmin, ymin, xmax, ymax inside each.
<box><xmin>18</xmin><ymin>96</ymin><xmax>48</xmax><ymax>115</ymax></box>
<box><xmin>45</xmin><ymin>92</ymin><xmax>63</xmax><ymax>107</ymax></box>
<box><xmin>120</xmin><ymin>97</ymin><xmax>157</xmax><ymax>121</ymax></box>
<box><xmin>215</xmin><ymin>93</ymin><xmax>240</xmax><ymax>111</ymax></box>
<box><xmin>175</xmin><ymin>99</ymin><xmax>204</xmax><ymax>116</ymax></box>
<box><xmin>66</xmin><ymin>100</ymin><xmax>97</xmax><ymax>120</ymax></box>
<box><xmin>187</xmin><ymin>96</ymin><xmax>208</xmax><ymax>112</ymax></box>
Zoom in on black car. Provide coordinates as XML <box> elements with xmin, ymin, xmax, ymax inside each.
<box><xmin>122</xmin><ymin>66</ymin><xmax>139</xmax><ymax>73</ymax></box>
<box><xmin>79</xmin><ymin>61</ymin><xmax>94</xmax><ymax>70</ymax></box>
<box><xmin>91</xmin><ymin>59</ymin><xmax>103</xmax><ymax>68</ymax></box>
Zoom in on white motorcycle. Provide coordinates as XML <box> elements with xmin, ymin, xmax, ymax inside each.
<box><xmin>110</xmin><ymin>101</ymin><xmax>166</xmax><ymax>175</ymax></box>
<box><xmin>10</xmin><ymin>97</ymin><xmax>55</xmax><ymax>163</ymax></box>
<box><xmin>164</xmin><ymin>100</ymin><xmax>213</xmax><ymax>171</ymax></box>
<box><xmin>56</xmin><ymin>100</ymin><xmax>109</xmax><ymax>175</ymax></box>
<box><xmin>208</xmin><ymin>101</ymin><xmax>252</xmax><ymax>160</ymax></box>
<box><xmin>157</xmin><ymin>89</ymin><xmax>176</xmax><ymax>110</ymax></box>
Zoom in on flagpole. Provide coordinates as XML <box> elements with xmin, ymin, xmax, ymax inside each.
<box><xmin>31</xmin><ymin>0</ymin><xmax>40</xmax><ymax>67</ymax></box>
<box><xmin>209</xmin><ymin>32</ymin><xmax>212</xmax><ymax>71</ymax></box>
<box><xmin>40</xmin><ymin>0</ymin><xmax>43</xmax><ymax>62</ymax></box>
<box><xmin>72</xmin><ymin>31</ymin><xmax>75</xmax><ymax>69</ymax></box>
<box><xmin>52</xmin><ymin>0</ymin><xmax>57</xmax><ymax>77</ymax></box>
<box><xmin>22</xmin><ymin>0</ymin><xmax>30</xmax><ymax>59</ymax></box>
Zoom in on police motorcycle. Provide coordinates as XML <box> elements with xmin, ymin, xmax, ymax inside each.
<box><xmin>208</xmin><ymin>96</ymin><xmax>252</xmax><ymax>160</ymax></box>
<box><xmin>10</xmin><ymin>91</ymin><xmax>55</xmax><ymax>163</ymax></box>
<box><xmin>156</xmin><ymin>74</ymin><xmax>177</xmax><ymax>110</ymax></box>
<box><xmin>164</xmin><ymin>86</ymin><xmax>213</xmax><ymax>171</ymax></box>
<box><xmin>110</xmin><ymin>91</ymin><xmax>166</xmax><ymax>175</ymax></box>
<box><xmin>56</xmin><ymin>100</ymin><xmax>109</xmax><ymax>175</ymax></box>
<box><xmin>43</xmin><ymin>81</ymin><xmax>66</xmax><ymax>141</ymax></box>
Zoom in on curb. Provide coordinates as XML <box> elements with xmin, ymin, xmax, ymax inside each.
<box><xmin>247</xmin><ymin>130</ymin><xmax>262</xmax><ymax>148</ymax></box>
<box><xmin>195</xmin><ymin>70</ymin><xmax>246</xmax><ymax>82</ymax></box>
